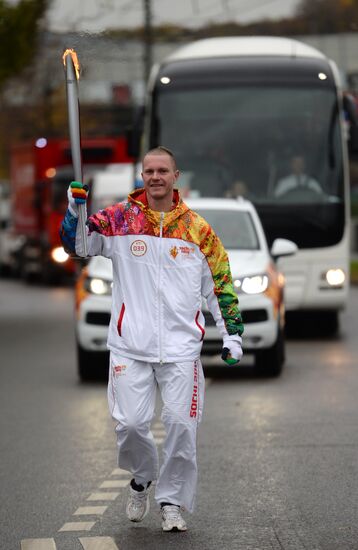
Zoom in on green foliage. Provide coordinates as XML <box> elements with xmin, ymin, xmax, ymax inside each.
<box><xmin>0</xmin><ymin>0</ymin><xmax>47</xmax><ymax>88</ymax></box>
<box><xmin>296</xmin><ymin>0</ymin><xmax>358</xmax><ymax>33</ymax></box>
<box><xmin>108</xmin><ymin>0</ymin><xmax>358</xmax><ymax>40</ymax></box>
<box><xmin>351</xmin><ymin>259</ymin><xmax>358</xmax><ymax>285</ymax></box>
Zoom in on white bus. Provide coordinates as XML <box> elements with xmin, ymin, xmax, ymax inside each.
<box><xmin>139</xmin><ymin>36</ymin><xmax>357</xmax><ymax>334</ymax></box>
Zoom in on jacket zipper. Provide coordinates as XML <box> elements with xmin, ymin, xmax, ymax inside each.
<box><xmin>158</xmin><ymin>212</ymin><xmax>164</xmax><ymax>364</ymax></box>
<box><xmin>158</xmin><ymin>212</ymin><xmax>164</xmax><ymax>363</ymax></box>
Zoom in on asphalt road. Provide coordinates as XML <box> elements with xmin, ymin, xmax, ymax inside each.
<box><xmin>1</xmin><ymin>278</ymin><xmax>358</xmax><ymax>550</ymax></box>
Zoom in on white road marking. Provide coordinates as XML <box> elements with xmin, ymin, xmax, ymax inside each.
<box><xmin>87</xmin><ymin>492</ymin><xmax>119</xmax><ymax>501</ymax></box>
<box><xmin>74</xmin><ymin>506</ymin><xmax>108</xmax><ymax>515</ymax></box>
<box><xmin>110</xmin><ymin>468</ymin><xmax>130</xmax><ymax>476</ymax></box>
<box><xmin>100</xmin><ymin>479</ymin><xmax>129</xmax><ymax>488</ymax></box>
<box><xmin>21</xmin><ymin>540</ymin><xmax>57</xmax><ymax>550</ymax></box>
<box><xmin>79</xmin><ymin>537</ymin><xmax>119</xmax><ymax>550</ymax></box>
<box><xmin>58</xmin><ymin>521</ymin><xmax>96</xmax><ymax>532</ymax></box>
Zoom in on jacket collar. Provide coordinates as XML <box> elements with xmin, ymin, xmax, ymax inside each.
<box><xmin>128</xmin><ymin>188</ymin><xmax>189</xmax><ymax>227</ymax></box>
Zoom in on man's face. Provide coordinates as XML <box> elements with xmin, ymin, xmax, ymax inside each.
<box><xmin>291</xmin><ymin>156</ymin><xmax>305</xmax><ymax>174</ymax></box>
<box><xmin>142</xmin><ymin>153</ymin><xmax>179</xmax><ymax>203</ymax></box>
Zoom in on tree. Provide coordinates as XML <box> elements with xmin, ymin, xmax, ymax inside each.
<box><xmin>295</xmin><ymin>0</ymin><xmax>358</xmax><ymax>33</ymax></box>
<box><xmin>0</xmin><ymin>0</ymin><xmax>48</xmax><ymax>89</ymax></box>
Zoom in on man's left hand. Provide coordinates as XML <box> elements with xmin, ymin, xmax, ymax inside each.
<box><xmin>221</xmin><ymin>335</ymin><xmax>243</xmax><ymax>366</ymax></box>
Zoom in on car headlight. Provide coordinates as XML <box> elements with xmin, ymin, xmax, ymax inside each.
<box><xmin>233</xmin><ymin>274</ymin><xmax>269</xmax><ymax>294</ymax></box>
<box><xmin>51</xmin><ymin>246</ymin><xmax>69</xmax><ymax>263</ymax></box>
<box><xmin>84</xmin><ymin>277</ymin><xmax>112</xmax><ymax>295</ymax></box>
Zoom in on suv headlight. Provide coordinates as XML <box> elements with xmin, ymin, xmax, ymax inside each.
<box><xmin>84</xmin><ymin>277</ymin><xmax>112</xmax><ymax>295</ymax></box>
<box><xmin>51</xmin><ymin>246</ymin><xmax>69</xmax><ymax>263</ymax></box>
<box><xmin>233</xmin><ymin>274</ymin><xmax>269</xmax><ymax>294</ymax></box>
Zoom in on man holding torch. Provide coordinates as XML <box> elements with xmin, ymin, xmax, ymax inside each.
<box><xmin>60</xmin><ymin>146</ymin><xmax>243</xmax><ymax>531</ymax></box>
<box><xmin>61</xmin><ymin>49</ymin><xmax>243</xmax><ymax>531</ymax></box>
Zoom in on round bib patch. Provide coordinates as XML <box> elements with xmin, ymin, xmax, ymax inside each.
<box><xmin>130</xmin><ymin>239</ymin><xmax>147</xmax><ymax>256</ymax></box>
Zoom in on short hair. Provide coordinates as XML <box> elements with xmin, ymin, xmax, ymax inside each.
<box><xmin>143</xmin><ymin>146</ymin><xmax>177</xmax><ymax>170</ymax></box>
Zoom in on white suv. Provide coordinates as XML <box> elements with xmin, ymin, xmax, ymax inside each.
<box><xmin>74</xmin><ymin>198</ymin><xmax>296</xmax><ymax>380</ymax></box>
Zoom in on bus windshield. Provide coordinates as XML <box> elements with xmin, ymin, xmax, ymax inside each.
<box><xmin>152</xmin><ymin>84</ymin><xmax>344</xmax><ymax>247</ymax></box>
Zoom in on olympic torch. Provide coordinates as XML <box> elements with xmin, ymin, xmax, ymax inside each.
<box><xmin>62</xmin><ymin>48</ymin><xmax>88</xmax><ymax>257</ymax></box>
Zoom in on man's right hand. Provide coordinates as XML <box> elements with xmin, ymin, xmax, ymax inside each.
<box><xmin>67</xmin><ymin>181</ymin><xmax>89</xmax><ymax>216</ymax></box>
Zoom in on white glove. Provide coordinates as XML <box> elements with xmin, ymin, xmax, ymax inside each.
<box><xmin>67</xmin><ymin>181</ymin><xmax>88</xmax><ymax>217</ymax></box>
<box><xmin>222</xmin><ymin>334</ymin><xmax>243</xmax><ymax>365</ymax></box>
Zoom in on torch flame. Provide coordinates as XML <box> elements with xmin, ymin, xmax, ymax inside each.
<box><xmin>63</xmin><ymin>48</ymin><xmax>80</xmax><ymax>80</ymax></box>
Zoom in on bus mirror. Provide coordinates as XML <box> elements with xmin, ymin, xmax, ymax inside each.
<box><xmin>126</xmin><ymin>105</ymin><xmax>145</xmax><ymax>159</ymax></box>
<box><xmin>349</xmin><ymin>125</ymin><xmax>358</xmax><ymax>154</ymax></box>
<box><xmin>343</xmin><ymin>94</ymin><xmax>358</xmax><ymax>154</ymax></box>
<box><xmin>343</xmin><ymin>93</ymin><xmax>357</xmax><ymax>126</ymax></box>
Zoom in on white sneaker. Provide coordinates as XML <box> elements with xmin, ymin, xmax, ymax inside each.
<box><xmin>126</xmin><ymin>480</ymin><xmax>151</xmax><ymax>522</ymax></box>
<box><xmin>161</xmin><ymin>504</ymin><xmax>187</xmax><ymax>532</ymax></box>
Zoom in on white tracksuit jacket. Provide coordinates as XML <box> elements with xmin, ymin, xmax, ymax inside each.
<box><xmin>61</xmin><ymin>188</ymin><xmax>243</xmax><ymax>361</ymax></box>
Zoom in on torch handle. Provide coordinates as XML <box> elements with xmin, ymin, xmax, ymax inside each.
<box><xmin>78</xmin><ymin>203</ymin><xmax>88</xmax><ymax>257</ymax></box>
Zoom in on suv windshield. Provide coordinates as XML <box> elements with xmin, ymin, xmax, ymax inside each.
<box><xmin>193</xmin><ymin>208</ymin><xmax>259</xmax><ymax>250</ymax></box>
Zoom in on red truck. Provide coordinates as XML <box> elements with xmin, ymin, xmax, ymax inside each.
<box><xmin>10</xmin><ymin>136</ymin><xmax>133</xmax><ymax>282</ymax></box>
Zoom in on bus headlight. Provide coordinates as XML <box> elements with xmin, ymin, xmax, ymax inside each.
<box><xmin>233</xmin><ymin>274</ymin><xmax>269</xmax><ymax>294</ymax></box>
<box><xmin>85</xmin><ymin>277</ymin><xmax>112</xmax><ymax>295</ymax></box>
<box><xmin>325</xmin><ymin>268</ymin><xmax>345</xmax><ymax>287</ymax></box>
<box><xmin>51</xmin><ymin>247</ymin><xmax>69</xmax><ymax>263</ymax></box>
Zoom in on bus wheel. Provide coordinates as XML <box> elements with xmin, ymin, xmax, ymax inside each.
<box><xmin>320</xmin><ymin>311</ymin><xmax>339</xmax><ymax>336</ymax></box>
<box><xmin>255</xmin><ymin>328</ymin><xmax>285</xmax><ymax>377</ymax></box>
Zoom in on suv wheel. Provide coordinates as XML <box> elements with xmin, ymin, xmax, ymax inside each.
<box><xmin>77</xmin><ymin>342</ymin><xmax>109</xmax><ymax>381</ymax></box>
<box><xmin>255</xmin><ymin>327</ymin><xmax>285</xmax><ymax>377</ymax></box>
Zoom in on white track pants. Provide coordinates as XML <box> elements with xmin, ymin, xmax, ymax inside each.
<box><xmin>107</xmin><ymin>352</ymin><xmax>205</xmax><ymax>513</ymax></box>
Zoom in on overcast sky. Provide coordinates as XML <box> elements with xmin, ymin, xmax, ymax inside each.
<box><xmin>46</xmin><ymin>0</ymin><xmax>302</xmax><ymax>33</ymax></box>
